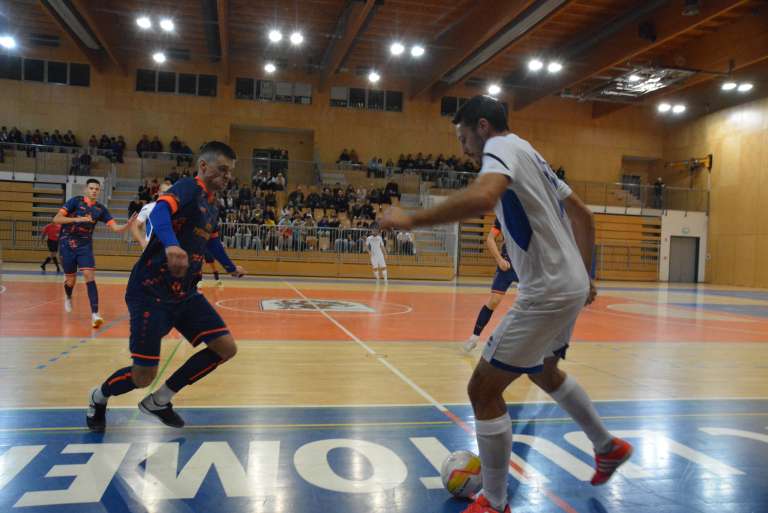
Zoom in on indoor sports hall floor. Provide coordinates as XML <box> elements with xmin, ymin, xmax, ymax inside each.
<box><xmin>0</xmin><ymin>263</ymin><xmax>767</xmax><ymax>513</ymax></box>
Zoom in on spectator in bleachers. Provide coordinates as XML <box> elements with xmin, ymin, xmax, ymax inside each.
<box><xmin>136</xmin><ymin>135</ymin><xmax>150</xmax><ymax>157</ymax></box>
<box><xmin>149</xmin><ymin>136</ymin><xmax>163</xmax><ymax>154</ymax></box>
<box><xmin>654</xmin><ymin>177</ymin><xmax>665</xmax><ymax>209</ymax></box>
<box><xmin>349</xmin><ymin>149</ymin><xmax>360</xmax><ymax>165</ymax></box>
<box><xmin>170</xmin><ymin>136</ymin><xmax>182</xmax><ymax>154</ymax></box>
<box><xmin>42</xmin><ymin>131</ymin><xmax>52</xmax><ymax>147</ymax></box>
<box><xmin>337</xmin><ymin>148</ymin><xmax>350</xmax><ymax>164</ymax></box>
<box><xmin>287</xmin><ymin>186</ymin><xmax>305</xmax><ymax>210</ymax></box>
<box><xmin>88</xmin><ymin>135</ymin><xmax>98</xmax><ymax>153</ymax></box>
<box><xmin>0</xmin><ymin>126</ymin><xmax>7</xmax><ymax>143</ymax></box>
<box><xmin>265</xmin><ymin>190</ymin><xmax>277</xmax><ymax>209</ymax></box>
<box><xmin>334</xmin><ymin>189</ymin><xmax>349</xmax><ymax>214</ymax></box>
<box><xmin>384</xmin><ymin>181</ymin><xmax>401</xmax><ymax>202</ymax></box>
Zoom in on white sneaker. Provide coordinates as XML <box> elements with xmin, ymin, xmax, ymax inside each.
<box><xmin>64</xmin><ymin>297</ymin><xmax>73</xmax><ymax>313</ymax></box>
<box><xmin>463</xmin><ymin>335</ymin><xmax>480</xmax><ymax>353</ymax></box>
<box><xmin>91</xmin><ymin>313</ymin><xmax>104</xmax><ymax>329</ymax></box>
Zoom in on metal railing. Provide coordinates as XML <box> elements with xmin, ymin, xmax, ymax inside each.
<box><xmin>0</xmin><ymin>142</ymin><xmax>114</xmax><ymax>180</ymax></box>
<box><xmin>0</xmin><ymin>219</ymin><xmax>456</xmax><ymax>268</ymax></box>
<box><xmin>404</xmin><ymin>169</ymin><xmax>708</xmax><ymax>214</ymax></box>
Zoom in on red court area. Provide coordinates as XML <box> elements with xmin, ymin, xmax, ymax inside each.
<box><xmin>3</xmin><ymin>278</ymin><xmax>768</xmax><ymax>343</ymax></box>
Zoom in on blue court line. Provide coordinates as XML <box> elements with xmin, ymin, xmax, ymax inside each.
<box><xmin>33</xmin><ymin>313</ymin><xmax>129</xmax><ymax>370</ymax></box>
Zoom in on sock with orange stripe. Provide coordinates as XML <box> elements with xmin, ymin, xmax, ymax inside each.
<box><xmin>100</xmin><ymin>367</ymin><xmax>136</xmax><ymax>398</ymax></box>
<box><xmin>162</xmin><ymin>348</ymin><xmax>223</xmax><ymax>401</ymax></box>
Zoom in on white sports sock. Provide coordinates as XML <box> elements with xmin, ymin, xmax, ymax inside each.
<box><xmin>92</xmin><ymin>386</ymin><xmax>107</xmax><ymax>405</ymax></box>
<box><xmin>382</xmin><ymin>269</ymin><xmax>388</xmax><ymax>280</ymax></box>
<box><xmin>152</xmin><ymin>383</ymin><xmax>176</xmax><ymax>406</ymax></box>
<box><xmin>476</xmin><ymin>413</ymin><xmax>512</xmax><ymax>511</ymax></box>
<box><xmin>373</xmin><ymin>270</ymin><xmax>380</xmax><ymax>280</ymax></box>
<box><xmin>550</xmin><ymin>374</ymin><xmax>613</xmax><ymax>453</ymax></box>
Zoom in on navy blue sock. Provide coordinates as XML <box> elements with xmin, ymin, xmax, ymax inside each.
<box><xmin>100</xmin><ymin>367</ymin><xmax>137</xmax><ymax>397</ymax></box>
<box><xmin>166</xmin><ymin>348</ymin><xmax>224</xmax><ymax>393</ymax></box>
<box><xmin>473</xmin><ymin>305</ymin><xmax>495</xmax><ymax>336</ymax></box>
<box><xmin>86</xmin><ymin>281</ymin><xmax>99</xmax><ymax>313</ymax></box>
<box><xmin>213</xmin><ymin>270</ymin><xmax>220</xmax><ymax>280</ymax></box>
<box><xmin>64</xmin><ymin>284</ymin><xmax>73</xmax><ymax>298</ymax></box>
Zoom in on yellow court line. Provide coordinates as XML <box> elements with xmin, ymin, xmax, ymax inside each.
<box><xmin>2</xmin><ymin>411</ymin><xmax>768</xmax><ymax>433</ymax></box>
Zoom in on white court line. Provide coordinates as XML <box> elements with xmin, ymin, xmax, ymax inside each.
<box><xmin>284</xmin><ymin>281</ymin><xmax>450</xmax><ymax>413</ymax></box>
<box><xmin>0</xmin><ymin>284</ymin><xmax>6</xmax><ymax>294</ymax></box>
<box><xmin>0</xmin><ymin>297</ymin><xmax>62</xmax><ymax>317</ymax></box>
<box><xmin>2</xmin><ymin>396</ymin><xmax>768</xmax><ymax>410</ymax></box>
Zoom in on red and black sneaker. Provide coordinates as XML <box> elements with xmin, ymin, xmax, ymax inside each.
<box><xmin>592</xmin><ymin>437</ymin><xmax>633</xmax><ymax>485</ymax></box>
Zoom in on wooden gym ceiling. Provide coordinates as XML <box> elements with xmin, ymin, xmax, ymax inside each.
<box><xmin>2</xmin><ymin>0</ymin><xmax>767</xmax><ymax>117</ymax></box>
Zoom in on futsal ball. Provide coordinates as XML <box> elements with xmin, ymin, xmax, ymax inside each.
<box><xmin>441</xmin><ymin>450</ymin><xmax>482</xmax><ymax>498</ymax></box>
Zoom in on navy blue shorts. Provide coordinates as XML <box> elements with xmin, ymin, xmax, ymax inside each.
<box><xmin>491</xmin><ymin>267</ymin><xmax>518</xmax><ymax>294</ymax></box>
<box><xmin>60</xmin><ymin>240</ymin><xmax>95</xmax><ymax>275</ymax></box>
<box><xmin>127</xmin><ymin>293</ymin><xmax>230</xmax><ymax>366</ymax></box>
<box><xmin>204</xmin><ymin>251</ymin><xmax>215</xmax><ymax>264</ymax></box>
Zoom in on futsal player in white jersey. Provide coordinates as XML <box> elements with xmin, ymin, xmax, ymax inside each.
<box><xmin>381</xmin><ymin>95</ymin><xmax>632</xmax><ymax>513</ymax></box>
<box><xmin>130</xmin><ymin>183</ymin><xmax>171</xmax><ymax>249</ymax></box>
<box><xmin>365</xmin><ymin>227</ymin><xmax>388</xmax><ymax>282</ymax></box>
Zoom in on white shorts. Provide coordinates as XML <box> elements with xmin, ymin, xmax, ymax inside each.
<box><xmin>482</xmin><ymin>295</ymin><xmax>586</xmax><ymax>373</ymax></box>
<box><xmin>370</xmin><ymin>253</ymin><xmax>386</xmax><ymax>268</ymax></box>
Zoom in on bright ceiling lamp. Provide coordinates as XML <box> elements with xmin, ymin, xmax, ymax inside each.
<box><xmin>487</xmin><ymin>83</ymin><xmax>501</xmax><ymax>96</ymax></box>
<box><xmin>528</xmin><ymin>58</ymin><xmax>543</xmax><ymax>72</ymax></box>
<box><xmin>368</xmin><ymin>70</ymin><xmax>380</xmax><ymax>83</ymax></box>
<box><xmin>390</xmin><ymin>42</ymin><xmax>405</xmax><ymax>56</ymax></box>
<box><xmin>136</xmin><ymin>16</ymin><xmax>152</xmax><ymax>30</ymax></box>
<box><xmin>268</xmin><ymin>29</ymin><xmax>282</xmax><ymax>43</ymax></box>
<box><xmin>152</xmin><ymin>52</ymin><xmax>166</xmax><ymax>63</ymax></box>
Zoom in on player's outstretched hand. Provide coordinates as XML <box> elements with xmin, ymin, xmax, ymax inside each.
<box><xmin>585</xmin><ymin>280</ymin><xmax>597</xmax><ymax>306</ymax></box>
<box><xmin>165</xmin><ymin>246</ymin><xmax>189</xmax><ymax>278</ymax></box>
<box><xmin>76</xmin><ymin>214</ymin><xmax>94</xmax><ymax>223</ymax></box>
<box><xmin>498</xmin><ymin>260</ymin><xmax>511</xmax><ymax>272</ymax></box>
<box><xmin>126</xmin><ymin>213</ymin><xmax>138</xmax><ymax>226</ymax></box>
<box><xmin>380</xmin><ymin>207</ymin><xmax>413</xmax><ymax>231</ymax></box>
<box><xmin>230</xmin><ymin>265</ymin><xmax>246</xmax><ymax>278</ymax></box>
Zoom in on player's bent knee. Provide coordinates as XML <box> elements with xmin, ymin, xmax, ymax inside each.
<box><xmin>131</xmin><ymin>366</ymin><xmax>157</xmax><ymax>388</ymax></box>
<box><xmin>208</xmin><ymin>334</ymin><xmax>237</xmax><ymax>361</ymax></box>
<box><xmin>528</xmin><ymin>367</ymin><xmax>565</xmax><ymax>394</ymax></box>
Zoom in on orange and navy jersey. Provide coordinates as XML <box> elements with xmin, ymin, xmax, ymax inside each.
<box><xmin>41</xmin><ymin>223</ymin><xmax>61</xmax><ymax>242</ymax></box>
<box><xmin>127</xmin><ymin>177</ymin><xmax>220</xmax><ymax>303</ymax></box>
<box><xmin>491</xmin><ymin>218</ymin><xmax>510</xmax><ymax>263</ymax></box>
<box><xmin>58</xmin><ymin>196</ymin><xmax>114</xmax><ymax>246</ymax></box>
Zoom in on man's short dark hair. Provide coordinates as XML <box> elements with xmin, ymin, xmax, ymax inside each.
<box><xmin>198</xmin><ymin>141</ymin><xmax>237</xmax><ymax>164</ymax></box>
<box><xmin>452</xmin><ymin>95</ymin><xmax>509</xmax><ymax>131</ymax></box>
<box><xmin>86</xmin><ymin>178</ymin><xmax>101</xmax><ymax>186</ymax></box>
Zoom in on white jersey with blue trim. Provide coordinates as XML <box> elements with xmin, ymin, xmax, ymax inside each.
<box><xmin>480</xmin><ymin>133</ymin><xmax>589</xmax><ymax>301</ymax></box>
<box><xmin>136</xmin><ymin>202</ymin><xmax>156</xmax><ymax>241</ymax></box>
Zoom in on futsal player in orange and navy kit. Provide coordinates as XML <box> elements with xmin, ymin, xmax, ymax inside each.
<box><xmin>86</xmin><ymin>142</ymin><xmax>245</xmax><ymax>432</ymax></box>
<box><xmin>53</xmin><ymin>178</ymin><xmax>134</xmax><ymax>328</ymax></box>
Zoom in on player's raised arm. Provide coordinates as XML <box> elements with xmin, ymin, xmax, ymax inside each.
<box><xmin>381</xmin><ymin>172</ymin><xmax>508</xmax><ymax>231</ymax></box>
<box><xmin>130</xmin><ymin>216</ymin><xmax>149</xmax><ymax>249</ymax></box>
<box><xmin>53</xmin><ymin>199</ymin><xmax>92</xmax><ymax>225</ymax></box>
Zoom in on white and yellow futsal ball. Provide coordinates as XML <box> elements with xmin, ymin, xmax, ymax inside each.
<box><xmin>440</xmin><ymin>450</ymin><xmax>482</xmax><ymax>498</ymax></box>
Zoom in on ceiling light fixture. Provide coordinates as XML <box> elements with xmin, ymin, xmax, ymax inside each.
<box><xmin>410</xmin><ymin>45</ymin><xmax>425</xmax><ymax>58</ymax></box>
<box><xmin>672</xmin><ymin>104</ymin><xmax>686</xmax><ymax>114</ymax></box>
<box><xmin>487</xmin><ymin>84</ymin><xmax>501</xmax><ymax>96</ymax></box>
<box><xmin>152</xmin><ymin>52</ymin><xmax>166</xmax><ymax>64</ymax></box>
<box><xmin>721</xmin><ymin>81</ymin><xmax>738</xmax><ymax>91</ymax></box>
<box><xmin>289</xmin><ymin>31</ymin><xmax>304</xmax><ymax>45</ymax></box>
<box><xmin>528</xmin><ymin>58</ymin><xmax>543</xmax><ymax>72</ymax></box>
<box><xmin>136</xmin><ymin>16</ymin><xmax>152</xmax><ymax>30</ymax></box>
<box><xmin>628</xmin><ymin>74</ymin><xmax>641</xmax><ymax>82</ymax></box>
<box><xmin>547</xmin><ymin>61</ymin><xmax>563</xmax><ymax>73</ymax></box>
<box><xmin>268</xmin><ymin>29</ymin><xmax>282</xmax><ymax>43</ymax></box>
<box><xmin>0</xmin><ymin>35</ymin><xmax>16</xmax><ymax>49</ymax></box>
<box><xmin>657</xmin><ymin>103</ymin><xmax>671</xmax><ymax>113</ymax></box>
<box><xmin>159</xmin><ymin>18</ymin><xmax>174</xmax><ymax>32</ymax></box>
<box><xmin>737</xmin><ymin>82</ymin><xmax>753</xmax><ymax>93</ymax></box>
<box><xmin>390</xmin><ymin>42</ymin><xmax>405</xmax><ymax>56</ymax></box>
<box><xmin>264</xmin><ymin>62</ymin><xmax>276</xmax><ymax>74</ymax></box>
<box><xmin>368</xmin><ymin>70</ymin><xmax>380</xmax><ymax>83</ymax></box>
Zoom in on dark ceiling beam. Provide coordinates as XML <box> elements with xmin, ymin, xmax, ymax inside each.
<box><xmin>319</xmin><ymin>0</ymin><xmax>377</xmax><ymax>92</ymax></box>
<box><xmin>69</xmin><ymin>0</ymin><xmax>126</xmax><ymax>74</ymax></box>
<box><xmin>410</xmin><ymin>0</ymin><xmax>540</xmax><ymax>100</ymax></box>
<box><xmin>38</xmin><ymin>0</ymin><xmax>106</xmax><ymax>72</ymax></box>
<box><xmin>217</xmin><ymin>0</ymin><xmax>230</xmax><ymax>85</ymax></box>
<box><xmin>592</xmin><ymin>6</ymin><xmax>768</xmax><ymax>119</ymax></box>
<box><xmin>513</xmin><ymin>0</ymin><xmax>751</xmax><ymax>111</ymax></box>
